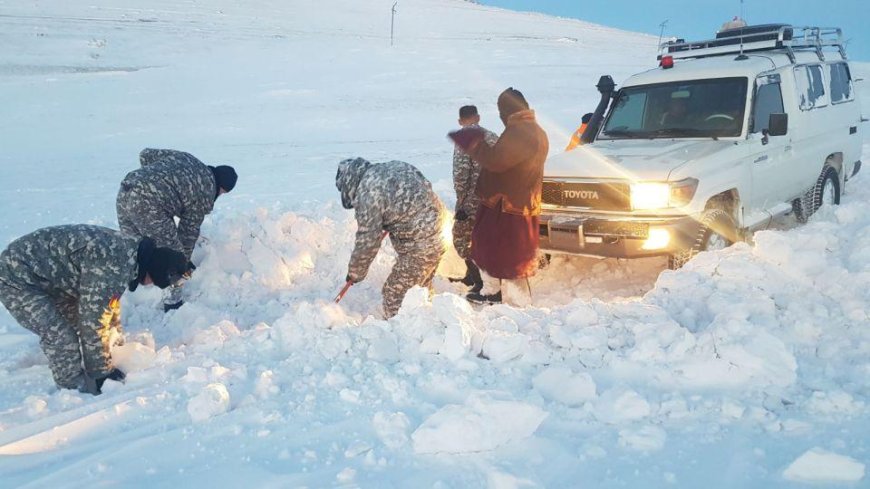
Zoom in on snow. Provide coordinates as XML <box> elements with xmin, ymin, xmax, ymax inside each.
<box><xmin>783</xmin><ymin>448</ymin><xmax>866</xmax><ymax>483</ymax></box>
<box><xmin>411</xmin><ymin>393</ymin><xmax>548</xmax><ymax>454</ymax></box>
<box><xmin>1</xmin><ymin>0</ymin><xmax>869</xmax><ymax>487</ymax></box>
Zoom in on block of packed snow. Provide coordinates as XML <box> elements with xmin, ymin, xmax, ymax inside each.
<box><xmin>807</xmin><ymin>390</ymin><xmax>865</xmax><ymax>416</ymax></box>
<box><xmin>565</xmin><ymin>302</ymin><xmax>599</xmax><ymax>328</ymax></box>
<box><xmin>187</xmin><ymin>383</ymin><xmax>231</xmax><ymax>423</ymax></box>
<box><xmin>411</xmin><ymin>394</ymin><xmax>547</xmax><ymax>454</ymax></box>
<box><xmin>480</xmin><ymin>331</ymin><xmax>526</xmax><ymax>363</ymax></box>
<box><xmin>112</xmin><ymin>342</ymin><xmax>156</xmax><ymax>373</ymax></box>
<box><xmin>783</xmin><ymin>448</ymin><xmax>865</xmax><ymax>483</ymax></box>
<box><xmin>372</xmin><ymin>411</ymin><xmax>411</xmax><ymax>449</ymax></box>
<box><xmin>191</xmin><ymin>320</ymin><xmax>241</xmax><ymax>350</ymax></box>
<box><xmin>594</xmin><ymin>388</ymin><xmax>650</xmax><ymax>424</ymax></box>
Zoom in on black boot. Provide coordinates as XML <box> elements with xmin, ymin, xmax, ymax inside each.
<box><xmin>449</xmin><ymin>259</ymin><xmax>483</xmax><ymax>289</ymax></box>
<box><xmin>465</xmin><ymin>290</ymin><xmax>502</xmax><ymax>305</ymax></box>
<box><xmin>163</xmin><ymin>300</ymin><xmax>184</xmax><ymax>312</ymax></box>
<box><xmin>465</xmin><ymin>260</ymin><xmax>483</xmax><ymax>292</ymax></box>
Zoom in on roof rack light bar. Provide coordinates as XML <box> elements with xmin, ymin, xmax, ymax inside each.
<box><xmin>658</xmin><ymin>25</ymin><xmax>846</xmax><ymax>63</ymax></box>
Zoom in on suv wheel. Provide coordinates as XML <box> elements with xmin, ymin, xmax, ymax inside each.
<box><xmin>668</xmin><ymin>209</ymin><xmax>737</xmax><ymax>269</ymax></box>
<box><xmin>793</xmin><ymin>166</ymin><xmax>841</xmax><ymax>223</ymax></box>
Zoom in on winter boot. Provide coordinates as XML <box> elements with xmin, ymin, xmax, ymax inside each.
<box><xmin>466</xmin><ymin>272</ymin><xmax>501</xmax><ymax>305</ymax></box>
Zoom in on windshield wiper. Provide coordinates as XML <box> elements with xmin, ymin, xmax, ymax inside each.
<box><xmin>648</xmin><ymin>127</ymin><xmax>722</xmax><ymax>139</ymax></box>
<box><xmin>602</xmin><ymin>129</ymin><xmax>640</xmax><ymax>138</ymax></box>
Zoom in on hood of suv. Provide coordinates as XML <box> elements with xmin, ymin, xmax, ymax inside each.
<box><xmin>546</xmin><ymin>138</ymin><xmax>736</xmax><ymax>181</ymax></box>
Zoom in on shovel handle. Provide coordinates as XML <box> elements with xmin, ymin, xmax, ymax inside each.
<box><xmin>334</xmin><ymin>231</ymin><xmax>388</xmax><ymax>304</ymax></box>
<box><xmin>334</xmin><ymin>281</ymin><xmax>353</xmax><ymax>303</ymax></box>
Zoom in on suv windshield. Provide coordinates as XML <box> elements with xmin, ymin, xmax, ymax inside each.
<box><xmin>602</xmin><ymin>77</ymin><xmax>748</xmax><ymax>139</ymax></box>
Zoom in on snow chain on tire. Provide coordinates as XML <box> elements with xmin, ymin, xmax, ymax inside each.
<box><xmin>793</xmin><ymin>166</ymin><xmax>840</xmax><ymax>223</ymax></box>
<box><xmin>668</xmin><ymin>208</ymin><xmax>737</xmax><ymax>269</ymax></box>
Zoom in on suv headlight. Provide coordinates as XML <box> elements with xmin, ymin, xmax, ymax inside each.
<box><xmin>630</xmin><ymin>178</ymin><xmax>698</xmax><ymax>210</ymax></box>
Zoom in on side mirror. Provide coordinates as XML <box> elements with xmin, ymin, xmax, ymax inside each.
<box><xmin>767</xmin><ymin>113</ymin><xmax>788</xmax><ymax>137</ymax></box>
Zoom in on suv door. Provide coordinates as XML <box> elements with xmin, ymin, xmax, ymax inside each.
<box><xmin>748</xmin><ymin>74</ymin><xmax>792</xmax><ymax>211</ymax></box>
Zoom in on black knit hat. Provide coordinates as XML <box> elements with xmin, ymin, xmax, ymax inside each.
<box><xmin>130</xmin><ymin>238</ymin><xmax>188</xmax><ymax>291</ymax></box>
<box><xmin>211</xmin><ymin>165</ymin><xmax>238</xmax><ymax>193</ymax></box>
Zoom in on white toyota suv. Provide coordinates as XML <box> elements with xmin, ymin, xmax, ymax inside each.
<box><xmin>540</xmin><ymin>24</ymin><xmax>864</xmax><ymax>268</ymax></box>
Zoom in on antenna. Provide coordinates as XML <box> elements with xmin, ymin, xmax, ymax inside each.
<box><xmin>736</xmin><ymin>0</ymin><xmax>747</xmax><ymax>59</ymax></box>
<box><xmin>657</xmin><ymin>19</ymin><xmax>669</xmax><ymax>51</ymax></box>
<box><xmin>390</xmin><ymin>2</ymin><xmax>398</xmax><ymax>47</ymax></box>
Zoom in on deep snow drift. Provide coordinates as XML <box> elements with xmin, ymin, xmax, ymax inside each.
<box><xmin>1</xmin><ymin>1</ymin><xmax>869</xmax><ymax>488</ymax></box>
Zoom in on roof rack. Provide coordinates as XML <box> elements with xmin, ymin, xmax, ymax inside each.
<box><xmin>658</xmin><ymin>24</ymin><xmax>846</xmax><ymax>64</ymax></box>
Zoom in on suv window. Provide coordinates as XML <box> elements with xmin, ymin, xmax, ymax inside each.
<box><xmin>828</xmin><ymin>62</ymin><xmax>854</xmax><ymax>104</ymax></box>
<box><xmin>601</xmin><ymin>77</ymin><xmax>748</xmax><ymax>139</ymax></box>
<box><xmin>752</xmin><ymin>77</ymin><xmax>784</xmax><ymax>133</ymax></box>
<box><xmin>795</xmin><ymin>64</ymin><xmax>829</xmax><ymax>110</ymax></box>
<box><xmin>605</xmin><ymin>91</ymin><xmax>647</xmax><ymax>131</ymax></box>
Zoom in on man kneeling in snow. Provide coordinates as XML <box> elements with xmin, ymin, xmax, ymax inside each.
<box><xmin>116</xmin><ymin>148</ymin><xmax>238</xmax><ymax>312</ymax></box>
<box><xmin>336</xmin><ymin>158</ymin><xmax>445</xmax><ymax>318</ymax></box>
<box><xmin>0</xmin><ymin>225</ymin><xmax>187</xmax><ymax>394</ymax></box>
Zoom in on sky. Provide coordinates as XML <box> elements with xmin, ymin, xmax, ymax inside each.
<box><xmin>480</xmin><ymin>0</ymin><xmax>869</xmax><ymax>61</ymax></box>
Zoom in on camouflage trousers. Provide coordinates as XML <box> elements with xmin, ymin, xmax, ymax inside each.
<box><xmin>383</xmin><ymin>241</ymin><xmax>445</xmax><ymax>318</ymax></box>
<box><xmin>117</xmin><ymin>187</ymin><xmax>186</xmax><ymax>307</ymax></box>
<box><xmin>452</xmin><ymin>216</ymin><xmax>476</xmax><ymax>260</ymax></box>
<box><xmin>0</xmin><ymin>280</ymin><xmax>122</xmax><ymax>389</ymax></box>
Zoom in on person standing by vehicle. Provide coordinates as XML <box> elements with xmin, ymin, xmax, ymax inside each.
<box><xmin>336</xmin><ymin>158</ymin><xmax>445</xmax><ymax>318</ymax></box>
<box><xmin>449</xmin><ymin>105</ymin><xmax>498</xmax><ymax>293</ymax></box>
<box><xmin>116</xmin><ymin>148</ymin><xmax>237</xmax><ymax>311</ymax></box>
<box><xmin>449</xmin><ymin>88</ymin><xmax>549</xmax><ymax>304</ymax></box>
<box><xmin>0</xmin><ymin>225</ymin><xmax>187</xmax><ymax>394</ymax></box>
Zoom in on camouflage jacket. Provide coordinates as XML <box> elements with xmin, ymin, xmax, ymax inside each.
<box><xmin>120</xmin><ymin>148</ymin><xmax>216</xmax><ymax>257</ymax></box>
<box><xmin>0</xmin><ymin>225</ymin><xmax>139</xmax><ymax>375</ymax></box>
<box><xmin>452</xmin><ymin>125</ymin><xmax>498</xmax><ymax>216</ymax></box>
<box><xmin>339</xmin><ymin>159</ymin><xmax>443</xmax><ymax>282</ymax></box>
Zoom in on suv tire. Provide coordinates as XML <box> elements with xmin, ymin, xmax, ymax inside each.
<box><xmin>793</xmin><ymin>166</ymin><xmax>841</xmax><ymax>223</ymax></box>
<box><xmin>668</xmin><ymin>208</ymin><xmax>737</xmax><ymax>269</ymax></box>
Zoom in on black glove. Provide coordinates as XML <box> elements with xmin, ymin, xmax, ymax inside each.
<box><xmin>455</xmin><ymin>209</ymin><xmax>469</xmax><ymax>221</ymax></box>
<box><xmin>187</xmin><ymin>261</ymin><xmax>197</xmax><ymax>273</ymax></box>
<box><xmin>79</xmin><ymin>368</ymin><xmax>126</xmax><ymax>395</ymax></box>
<box><xmin>95</xmin><ymin>368</ymin><xmax>126</xmax><ymax>391</ymax></box>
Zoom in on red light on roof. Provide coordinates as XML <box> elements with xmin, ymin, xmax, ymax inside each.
<box><xmin>660</xmin><ymin>55</ymin><xmax>674</xmax><ymax>69</ymax></box>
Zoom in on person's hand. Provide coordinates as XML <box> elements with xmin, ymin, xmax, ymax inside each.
<box><xmin>448</xmin><ymin>127</ymin><xmax>485</xmax><ymax>152</ymax></box>
<box><xmin>79</xmin><ymin>368</ymin><xmax>126</xmax><ymax>395</ymax></box>
<box><xmin>187</xmin><ymin>261</ymin><xmax>197</xmax><ymax>273</ymax></box>
<box><xmin>455</xmin><ymin>209</ymin><xmax>469</xmax><ymax>221</ymax></box>
<box><xmin>106</xmin><ymin>368</ymin><xmax>126</xmax><ymax>382</ymax></box>
<box><xmin>345</xmin><ymin>274</ymin><xmax>359</xmax><ymax>285</ymax></box>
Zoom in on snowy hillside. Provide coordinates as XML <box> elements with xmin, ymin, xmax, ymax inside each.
<box><xmin>1</xmin><ymin>0</ymin><xmax>869</xmax><ymax>487</ymax></box>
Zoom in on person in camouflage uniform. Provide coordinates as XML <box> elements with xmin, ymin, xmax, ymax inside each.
<box><xmin>450</xmin><ymin>105</ymin><xmax>499</xmax><ymax>292</ymax></box>
<box><xmin>336</xmin><ymin>158</ymin><xmax>445</xmax><ymax>318</ymax></box>
<box><xmin>0</xmin><ymin>225</ymin><xmax>187</xmax><ymax>394</ymax></box>
<box><xmin>116</xmin><ymin>148</ymin><xmax>237</xmax><ymax>311</ymax></box>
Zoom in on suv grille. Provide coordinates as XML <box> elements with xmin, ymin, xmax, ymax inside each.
<box><xmin>542</xmin><ymin>181</ymin><xmax>630</xmax><ymax>211</ymax></box>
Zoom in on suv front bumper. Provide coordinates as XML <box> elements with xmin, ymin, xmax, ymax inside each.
<box><xmin>539</xmin><ymin>212</ymin><xmax>701</xmax><ymax>259</ymax></box>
